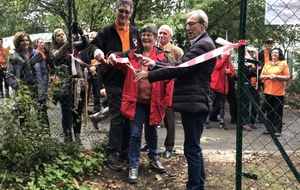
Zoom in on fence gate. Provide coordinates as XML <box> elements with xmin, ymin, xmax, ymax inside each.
<box><xmin>236</xmin><ymin>0</ymin><xmax>300</xmax><ymax>189</ymax></box>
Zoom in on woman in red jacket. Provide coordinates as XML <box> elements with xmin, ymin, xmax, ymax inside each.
<box><xmin>206</xmin><ymin>50</ymin><xmax>235</xmax><ymax>130</ymax></box>
<box><xmin>106</xmin><ymin>24</ymin><xmax>173</xmax><ymax>184</ymax></box>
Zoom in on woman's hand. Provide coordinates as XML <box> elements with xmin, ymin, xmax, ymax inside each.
<box><xmin>140</xmin><ymin>57</ymin><xmax>156</xmax><ymax>67</ymax></box>
<box><xmin>134</xmin><ymin>70</ymin><xmax>148</xmax><ymax>82</ymax></box>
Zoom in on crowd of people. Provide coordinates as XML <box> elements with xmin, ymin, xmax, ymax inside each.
<box><xmin>0</xmin><ymin>0</ymin><xmax>291</xmax><ymax>189</ymax></box>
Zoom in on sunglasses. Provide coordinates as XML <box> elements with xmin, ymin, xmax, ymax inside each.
<box><xmin>118</xmin><ymin>9</ymin><xmax>131</xmax><ymax>15</ymax></box>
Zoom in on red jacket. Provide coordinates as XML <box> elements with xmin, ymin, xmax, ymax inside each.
<box><xmin>112</xmin><ymin>47</ymin><xmax>174</xmax><ymax>125</ymax></box>
<box><xmin>210</xmin><ymin>54</ymin><xmax>235</xmax><ymax>94</ymax></box>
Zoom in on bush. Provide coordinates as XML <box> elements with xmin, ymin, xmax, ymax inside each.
<box><xmin>0</xmin><ymin>84</ymin><xmax>106</xmax><ymax>189</ymax></box>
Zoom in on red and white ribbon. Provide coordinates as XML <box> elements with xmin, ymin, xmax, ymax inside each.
<box><xmin>117</xmin><ymin>39</ymin><xmax>246</xmax><ymax>70</ymax></box>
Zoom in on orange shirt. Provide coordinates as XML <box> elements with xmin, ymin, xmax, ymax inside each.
<box><xmin>115</xmin><ymin>20</ymin><xmax>130</xmax><ymax>51</ymax></box>
<box><xmin>0</xmin><ymin>47</ymin><xmax>9</xmax><ymax>67</ymax></box>
<box><xmin>261</xmin><ymin>60</ymin><xmax>290</xmax><ymax>96</ymax></box>
<box><xmin>264</xmin><ymin>49</ymin><xmax>271</xmax><ymax>63</ymax></box>
<box><xmin>250</xmin><ymin>63</ymin><xmax>258</xmax><ymax>87</ymax></box>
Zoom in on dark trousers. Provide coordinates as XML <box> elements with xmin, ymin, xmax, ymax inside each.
<box><xmin>265</xmin><ymin>94</ymin><xmax>284</xmax><ymax>133</ymax></box>
<box><xmin>73</xmin><ymin>90</ymin><xmax>85</xmax><ymax>135</ymax></box>
<box><xmin>227</xmin><ymin>79</ymin><xmax>237</xmax><ymax>121</ymax></box>
<box><xmin>0</xmin><ymin>68</ymin><xmax>9</xmax><ymax>97</ymax></box>
<box><xmin>248</xmin><ymin>85</ymin><xmax>260</xmax><ymax>124</ymax></box>
<box><xmin>181</xmin><ymin>112</ymin><xmax>206</xmax><ymax>190</ymax></box>
<box><xmin>105</xmin><ymin>85</ymin><xmax>130</xmax><ymax>158</ymax></box>
<box><xmin>209</xmin><ymin>91</ymin><xmax>226</xmax><ymax>123</ymax></box>
<box><xmin>88</xmin><ymin>77</ymin><xmax>101</xmax><ymax>113</ymax></box>
<box><xmin>60</xmin><ymin>95</ymin><xmax>73</xmax><ymax>141</ymax></box>
<box><xmin>163</xmin><ymin>109</ymin><xmax>175</xmax><ymax>151</ymax></box>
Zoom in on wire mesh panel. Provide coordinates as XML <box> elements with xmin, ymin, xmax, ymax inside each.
<box><xmin>236</xmin><ymin>0</ymin><xmax>300</xmax><ymax>189</ymax></box>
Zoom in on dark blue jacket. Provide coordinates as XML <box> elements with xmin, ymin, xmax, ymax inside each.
<box><xmin>148</xmin><ymin>32</ymin><xmax>216</xmax><ymax>114</ymax></box>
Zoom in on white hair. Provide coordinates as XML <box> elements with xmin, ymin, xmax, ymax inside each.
<box><xmin>158</xmin><ymin>24</ymin><xmax>173</xmax><ymax>37</ymax></box>
<box><xmin>186</xmin><ymin>9</ymin><xmax>208</xmax><ymax>29</ymax></box>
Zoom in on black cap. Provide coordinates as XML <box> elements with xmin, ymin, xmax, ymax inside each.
<box><xmin>266</xmin><ymin>38</ymin><xmax>274</xmax><ymax>43</ymax></box>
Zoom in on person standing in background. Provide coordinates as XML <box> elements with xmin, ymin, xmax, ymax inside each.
<box><xmin>79</xmin><ymin>31</ymin><xmax>104</xmax><ymax>130</ymax></box>
<box><xmin>0</xmin><ymin>38</ymin><xmax>10</xmax><ymax>98</ymax></box>
<box><xmin>142</xmin><ymin>24</ymin><xmax>183</xmax><ymax>158</ymax></box>
<box><xmin>260</xmin><ymin>47</ymin><xmax>290</xmax><ymax>137</ymax></box>
<box><xmin>205</xmin><ymin>51</ymin><xmax>235</xmax><ymax>130</ymax></box>
<box><xmin>86</xmin><ymin>0</ymin><xmax>141</xmax><ymax>172</ymax></box>
<box><xmin>6</xmin><ymin>32</ymin><xmax>49</xmax><ymax>127</ymax></box>
<box><xmin>258</xmin><ymin>38</ymin><xmax>275</xmax><ymax>117</ymax></box>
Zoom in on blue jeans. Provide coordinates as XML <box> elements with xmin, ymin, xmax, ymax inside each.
<box><xmin>129</xmin><ymin>103</ymin><xmax>158</xmax><ymax>167</ymax></box>
<box><xmin>181</xmin><ymin>112</ymin><xmax>206</xmax><ymax>190</ymax></box>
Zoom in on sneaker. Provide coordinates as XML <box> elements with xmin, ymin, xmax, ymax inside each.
<box><xmin>275</xmin><ymin>133</ymin><xmax>281</xmax><ymax>137</ymax></box>
<box><xmin>149</xmin><ymin>157</ymin><xmax>166</xmax><ymax>173</ymax></box>
<box><xmin>242</xmin><ymin>125</ymin><xmax>252</xmax><ymax>131</ymax></box>
<box><xmin>128</xmin><ymin>166</ymin><xmax>138</xmax><ymax>183</ymax></box>
<box><xmin>262</xmin><ymin>130</ymin><xmax>269</xmax><ymax>134</ymax></box>
<box><xmin>204</xmin><ymin>122</ymin><xmax>210</xmax><ymax>129</ymax></box>
<box><xmin>220</xmin><ymin>123</ymin><xmax>227</xmax><ymax>130</ymax></box>
<box><xmin>107</xmin><ymin>153</ymin><xmax>122</xmax><ymax>172</ymax></box>
<box><xmin>249</xmin><ymin>123</ymin><xmax>257</xmax><ymax>129</ymax></box>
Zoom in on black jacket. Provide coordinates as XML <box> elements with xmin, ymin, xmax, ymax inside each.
<box><xmin>148</xmin><ymin>32</ymin><xmax>216</xmax><ymax>114</ymax></box>
<box><xmin>86</xmin><ymin>23</ymin><xmax>141</xmax><ymax>87</ymax></box>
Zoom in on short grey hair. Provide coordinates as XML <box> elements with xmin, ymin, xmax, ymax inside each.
<box><xmin>158</xmin><ymin>25</ymin><xmax>173</xmax><ymax>37</ymax></box>
<box><xmin>116</xmin><ymin>0</ymin><xmax>133</xmax><ymax>12</ymax></box>
<box><xmin>186</xmin><ymin>9</ymin><xmax>208</xmax><ymax>29</ymax></box>
<box><xmin>140</xmin><ymin>24</ymin><xmax>158</xmax><ymax>37</ymax></box>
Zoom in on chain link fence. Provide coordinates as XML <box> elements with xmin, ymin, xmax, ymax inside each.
<box><xmin>236</xmin><ymin>0</ymin><xmax>300</xmax><ymax>189</ymax></box>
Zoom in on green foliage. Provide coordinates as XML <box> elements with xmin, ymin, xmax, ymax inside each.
<box><xmin>0</xmin><ymin>83</ymin><xmax>106</xmax><ymax>189</ymax></box>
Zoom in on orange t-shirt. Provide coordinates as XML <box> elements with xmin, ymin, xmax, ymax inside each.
<box><xmin>115</xmin><ymin>20</ymin><xmax>130</xmax><ymax>51</ymax></box>
<box><xmin>0</xmin><ymin>47</ymin><xmax>9</xmax><ymax>68</ymax></box>
<box><xmin>264</xmin><ymin>49</ymin><xmax>271</xmax><ymax>63</ymax></box>
<box><xmin>261</xmin><ymin>60</ymin><xmax>290</xmax><ymax>96</ymax></box>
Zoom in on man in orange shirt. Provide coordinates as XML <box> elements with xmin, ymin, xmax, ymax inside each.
<box><xmin>0</xmin><ymin>38</ymin><xmax>10</xmax><ymax>98</ymax></box>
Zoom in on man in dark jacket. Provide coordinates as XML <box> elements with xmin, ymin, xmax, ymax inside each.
<box><xmin>135</xmin><ymin>9</ymin><xmax>216</xmax><ymax>190</ymax></box>
<box><xmin>85</xmin><ymin>0</ymin><xmax>141</xmax><ymax>172</ymax></box>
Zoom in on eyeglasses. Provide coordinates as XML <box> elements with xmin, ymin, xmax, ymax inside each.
<box><xmin>118</xmin><ymin>9</ymin><xmax>131</xmax><ymax>15</ymax></box>
<box><xmin>185</xmin><ymin>21</ymin><xmax>201</xmax><ymax>27</ymax></box>
<box><xmin>141</xmin><ymin>33</ymin><xmax>154</xmax><ymax>38</ymax></box>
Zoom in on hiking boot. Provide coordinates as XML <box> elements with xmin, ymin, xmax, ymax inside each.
<box><xmin>149</xmin><ymin>157</ymin><xmax>166</xmax><ymax>173</ymax></box>
<box><xmin>220</xmin><ymin>123</ymin><xmax>227</xmax><ymax>130</ymax></box>
<box><xmin>107</xmin><ymin>153</ymin><xmax>122</xmax><ymax>172</ymax></box>
<box><xmin>128</xmin><ymin>166</ymin><xmax>138</xmax><ymax>183</ymax></box>
<box><xmin>204</xmin><ymin>122</ymin><xmax>210</xmax><ymax>129</ymax></box>
<box><xmin>242</xmin><ymin>125</ymin><xmax>252</xmax><ymax>131</ymax></box>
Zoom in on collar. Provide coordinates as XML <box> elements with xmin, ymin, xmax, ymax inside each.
<box><xmin>161</xmin><ymin>42</ymin><xmax>173</xmax><ymax>52</ymax></box>
<box><xmin>190</xmin><ymin>32</ymin><xmax>206</xmax><ymax>45</ymax></box>
<box><xmin>115</xmin><ymin>20</ymin><xmax>129</xmax><ymax>31</ymax></box>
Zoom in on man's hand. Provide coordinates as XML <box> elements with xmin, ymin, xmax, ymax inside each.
<box><xmin>93</xmin><ymin>49</ymin><xmax>105</xmax><ymax>63</ymax></box>
<box><xmin>140</xmin><ymin>57</ymin><xmax>156</xmax><ymax>67</ymax></box>
<box><xmin>134</xmin><ymin>70</ymin><xmax>149</xmax><ymax>82</ymax></box>
<box><xmin>107</xmin><ymin>53</ymin><xmax>117</xmax><ymax>66</ymax></box>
